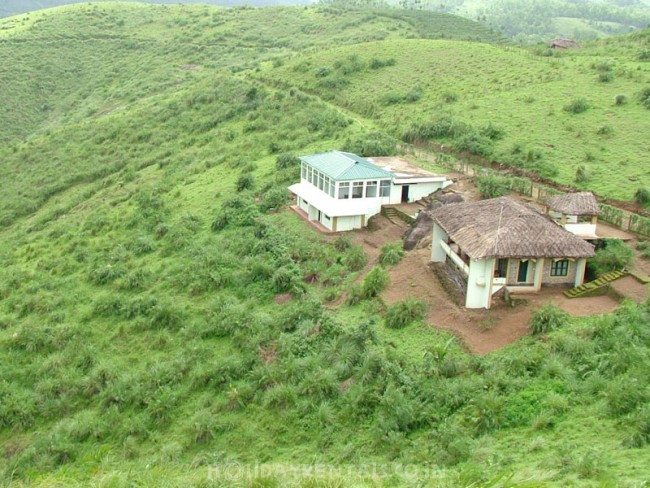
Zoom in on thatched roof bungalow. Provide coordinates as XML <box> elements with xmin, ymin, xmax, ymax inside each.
<box><xmin>430</xmin><ymin>197</ymin><xmax>594</xmax><ymax>309</ymax></box>
<box><xmin>545</xmin><ymin>192</ymin><xmax>600</xmax><ymax>239</ymax></box>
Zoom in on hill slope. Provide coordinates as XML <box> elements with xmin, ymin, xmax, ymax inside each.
<box><xmin>260</xmin><ymin>32</ymin><xmax>650</xmax><ymax>200</ymax></box>
<box><xmin>1</xmin><ymin>4</ymin><xmax>650</xmax><ymax>487</ymax></box>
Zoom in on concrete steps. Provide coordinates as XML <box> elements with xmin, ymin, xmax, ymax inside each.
<box><xmin>564</xmin><ymin>270</ymin><xmax>627</xmax><ymax>298</ymax></box>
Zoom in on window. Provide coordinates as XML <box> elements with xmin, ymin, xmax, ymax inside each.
<box><xmin>338</xmin><ymin>182</ymin><xmax>350</xmax><ymax>199</ymax></box>
<box><xmin>328</xmin><ymin>179</ymin><xmax>335</xmax><ymax>197</ymax></box>
<box><xmin>318</xmin><ymin>173</ymin><xmax>324</xmax><ymax>191</ymax></box>
<box><xmin>352</xmin><ymin>181</ymin><xmax>363</xmax><ymax>199</ymax></box>
<box><xmin>495</xmin><ymin>259</ymin><xmax>508</xmax><ymax>278</ymax></box>
<box><xmin>551</xmin><ymin>260</ymin><xmax>569</xmax><ymax>277</ymax></box>
<box><xmin>365</xmin><ymin>181</ymin><xmax>377</xmax><ymax>198</ymax></box>
<box><xmin>301</xmin><ymin>163</ymin><xmax>306</xmax><ymax>180</ymax></box>
<box><xmin>307</xmin><ymin>166</ymin><xmax>313</xmax><ymax>185</ymax></box>
<box><xmin>379</xmin><ymin>180</ymin><xmax>391</xmax><ymax>197</ymax></box>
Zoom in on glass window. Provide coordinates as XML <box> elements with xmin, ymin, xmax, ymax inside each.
<box><xmin>301</xmin><ymin>163</ymin><xmax>306</xmax><ymax>180</ymax></box>
<box><xmin>307</xmin><ymin>166</ymin><xmax>313</xmax><ymax>185</ymax></box>
<box><xmin>379</xmin><ymin>180</ymin><xmax>391</xmax><ymax>197</ymax></box>
<box><xmin>365</xmin><ymin>181</ymin><xmax>377</xmax><ymax>198</ymax></box>
<box><xmin>352</xmin><ymin>181</ymin><xmax>363</xmax><ymax>199</ymax></box>
<box><xmin>328</xmin><ymin>180</ymin><xmax>335</xmax><ymax>197</ymax></box>
<box><xmin>551</xmin><ymin>260</ymin><xmax>569</xmax><ymax>277</ymax></box>
<box><xmin>338</xmin><ymin>182</ymin><xmax>350</xmax><ymax>199</ymax></box>
<box><xmin>318</xmin><ymin>173</ymin><xmax>324</xmax><ymax>191</ymax></box>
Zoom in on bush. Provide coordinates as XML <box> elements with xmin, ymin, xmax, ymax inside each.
<box><xmin>260</xmin><ymin>186</ymin><xmax>289</xmax><ymax>211</ymax></box>
<box><xmin>384</xmin><ymin>298</ymin><xmax>426</xmax><ymax>329</ymax></box>
<box><xmin>634</xmin><ymin>187</ymin><xmax>650</xmax><ymax>207</ymax></box>
<box><xmin>342</xmin><ymin>132</ymin><xmax>397</xmax><ymax>157</ymax></box>
<box><xmin>361</xmin><ymin>266</ymin><xmax>389</xmax><ymax>299</ymax></box>
<box><xmin>589</xmin><ymin>239</ymin><xmax>634</xmax><ymax>275</ymax></box>
<box><xmin>575</xmin><ymin>165</ymin><xmax>590</xmax><ymax>184</ymax></box>
<box><xmin>275</xmin><ymin>152</ymin><xmax>300</xmax><ymax>170</ymax></box>
<box><xmin>529</xmin><ymin>304</ymin><xmax>569</xmax><ymax>335</ymax></box>
<box><xmin>235</xmin><ymin>173</ymin><xmax>255</xmax><ymax>192</ymax></box>
<box><xmin>334</xmin><ymin>236</ymin><xmax>352</xmax><ymax>252</ymax></box>
<box><xmin>563</xmin><ymin>98</ymin><xmax>589</xmax><ymax>114</ymax></box>
<box><xmin>344</xmin><ymin>246</ymin><xmax>368</xmax><ymax>271</ymax></box>
<box><xmin>379</xmin><ymin>242</ymin><xmax>404</xmax><ymax>266</ymax></box>
<box><xmin>475</xmin><ymin>173</ymin><xmax>510</xmax><ymax>199</ymax></box>
<box><xmin>614</xmin><ymin>94</ymin><xmax>627</xmax><ymax>106</ymax></box>
<box><xmin>598</xmin><ymin>72</ymin><xmax>614</xmax><ymax>83</ymax></box>
<box><xmin>453</xmin><ymin>132</ymin><xmax>494</xmax><ymax>158</ymax></box>
<box><xmin>639</xmin><ymin>88</ymin><xmax>650</xmax><ymax>109</ymax></box>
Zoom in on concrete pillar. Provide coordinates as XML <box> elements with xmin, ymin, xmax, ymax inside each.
<box><xmin>575</xmin><ymin>258</ymin><xmax>587</xmax><ymax>287</ymax></box>
<box><xmin>533</xmin><ymin>259</ymin><xmax>544</xmax><ymax>291</ymax></box>
<box><xmin>466</xmin><ymin>258</ymin><xmax>495</xmax><ymax>309</ymax></box>
<box><xmin>431</xmin><ymin>223</ymin><xmax>448</xmax><ymax>262</ymax></box>
<box><xmin>561</xmin><ymin>213</ymin><xmax>567</xmax><ymax>225</ymax></box>
<box><xmin>332</xmin><ymin>217</ymin><xmax>337</xmax><ymax>232</ymax></box>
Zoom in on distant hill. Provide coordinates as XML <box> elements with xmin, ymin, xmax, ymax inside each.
<box><xmin>391</xmin><ymin>0</ymin><xmax>650</xmax><ymax>43</ymax></box>
<box><xmin>0</xmin><ymin>0</ymin><xmax>315</xmax><ymax>18</ymax></box>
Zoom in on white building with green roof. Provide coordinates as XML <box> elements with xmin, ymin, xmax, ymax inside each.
<box><xmin>289</xmin><ymin>151</ymin><xmax>451</xmax><ymax>232</ymax></box>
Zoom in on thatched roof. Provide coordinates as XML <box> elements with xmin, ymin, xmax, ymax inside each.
<box><xmin>548</xmin><ymin>38</ymin><xmax>580</xmax><ymax>49</ymax></box>
<box><xmin>431</xmin><ymin>197</ymin><xmax>595</xmax><ymax>259</ymax></box>
<box><xmin>545</xmin><ymin>192</ymin><xmax>600</xmax><ymax>216</ymax></box>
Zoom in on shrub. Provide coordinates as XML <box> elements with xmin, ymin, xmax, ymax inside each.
<box><xmin>563</xmin><ymin>98</ymin><xmax>589</xmax><ymax>114</ymax></box>
<box><xmin>369</xmin><ymin>57</ymin><xmax>396</xmax><ymax>69</ymax></box>
<box><xmin>275</xmin><ymin>152</ymin><xmax>300</xmax><ymax>170</ymax></box>
<box><xmin>314</xmin><ymin>66</ymin><xmax>330</xmax><ymax>78</ymax></box>
<box><xmin>271</xmin><ymin>265</ymin><xmax>303</xmax><ymax>294</ymax></box>
<box><xmin>333</xmin><ymin>236</ymin><xmax>352</xmax><ymax>252</ymax></box>
<box><xmin>639</xmin><ymin>88</ymin><xmax>650</xmax><ymax>109</ymax></box>
<box><xmin>614</xmin><ymin>94</ymin><xmax>627</xmax><ymax>106</ymax></box>
<box><xmin>480</xmin><ymin>122</ymin><xmax>505</xmax><ymax>141</ymax></box>
<box><xmin>634</xmin><ymin>187</ymin><xmax>650</xmax><ymax>207</ymax></box>
<box><xmin>453</xmin><ymin>132</ymin><xmax>494</xmax><ymax>158</ymax></box>
<box><xmin>235</xmin><ymin>173</ymin><xmax>254</xmax><ymax>192</ymax></box>
<box><xmin>361</xmin><ymin>266</ymin><xmax>389</xmax><ymax>299</ymax></box>
<box><xmin>344</xmin><ymin>246</ymin><xmax>368</xmax><ymax>271</ymax></box>
<box><xmin>475</xmin><ymin>173</ymin><xmax>510</xmax><ymax>199</ymax></box>
<box><xmin>342</xmin><ymin>132</ymin><xmax>397</xmax><ymax>157</ymax></box>
<box><xmin>404</xmin><ymin>87</ymin><xmax>422</xmax><ymax>103</ymax></box>
<box><xmin>384</xmin><ymin>298</ymin><xmax>426</xmax><ymax>329</ymax></box>
<box><xmin>598</xmin><ymin>72</ymin><xmax>614</xmax><ymax>83</ymax></box>
<box><xmin>596</xmin><ymin>124</ymin><xmax>613</xmax><ymax>136</ymax></box>
<box><xmin>260</xmin><ymin>186</ymin><xmax>289</xmax><ymax>211</ymax></box>
<box><xmin>379</xmin><ymin>242</ymin><xmax>404</xmax><ymax>266</ymax></box>
<box><xmin>529</xmin><ymin>304</ymin><xmax>569</xmax><ymax>335</ymax></box>
<box><xmin>589</xmin><ymin>239</ymin><xmax>634</xmax><ymax>275</ymax></box>
<box><xmin>575</xmin><ymin>165</ymin><xmax>590</xmax><ymax>184</ymax></box>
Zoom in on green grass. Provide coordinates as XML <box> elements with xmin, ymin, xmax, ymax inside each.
<box><xmin>1</xmin><ymin>3</ymin><xmax>650</xmax><ymax>487</ymax></box>
<box><xmin>261</xmin><ymin>32</ymin><xmax>650</xmax><ymax>200</ymax></box>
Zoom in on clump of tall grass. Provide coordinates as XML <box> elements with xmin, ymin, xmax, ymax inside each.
<box><xmin>384</xmin><ymin>298</ymin><xmax>426</xmax><ymax>329</ymax></box>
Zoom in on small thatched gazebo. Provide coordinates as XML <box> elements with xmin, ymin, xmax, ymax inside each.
<box><xmin>545</xmin><ymin>192</ymin><xmax>600</xmax><ymax>238</ymax></box>
<box><xmin>430</xmin><ymin>197</ymin><xmax>595</xmax><ymax>309</ymax></box>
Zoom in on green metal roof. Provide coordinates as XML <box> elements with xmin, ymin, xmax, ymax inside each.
<box><xmin>300</xmin><ymin>151</ymin><xmax>393</xmax><ymax>181</ymax></box>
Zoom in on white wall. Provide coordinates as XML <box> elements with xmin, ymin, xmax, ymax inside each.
<box><xmin>565</xmin><ymin>223</ymin><xmax>597</xmax><ymax>236</ymax></box>
<box><xmin>336</xmin><ymin>215</ymin><xmax>363</xmax><ymax>232</ymax></box>
<box><xmin>431</xmin><ymin>223</ymin><xmax>449</xmax><ymax>262</ymax></box>
<box><xmin>389</xmin><ymin>182</ymin><xmax>447</xmax><ymax>204</ymax></box>
<box><xmin>466</xmin><ymin>258</ymin><xmax>495</xmax><ymax>309</ymax></box>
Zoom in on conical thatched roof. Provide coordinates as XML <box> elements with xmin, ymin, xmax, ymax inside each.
<box><xmin>431</xmin><ymin>197</ymin><xmax>595</xmax><ymax>260</ymax></box>
<box><xmin>545</xmin><ymin>192</ymin><xmax>600</xmax><ymax>216</ymax></box>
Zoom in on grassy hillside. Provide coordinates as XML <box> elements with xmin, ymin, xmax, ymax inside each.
<box><xmin>390</xmin><ymin>0</ymin><xmax>650</xmax><ymax>43</ymax></box>
<box><xmin>261</xmin><ymin>31</ymin><xmax>650</xmax><ymax>200</ymax></box>
<box><xmin>1</xmin><ymin>3</ymin><xmax>650</xmax><ymax>487</ymax></box>
<box><xmin>0</xmin><ymin>3</ymin><xmax>504</xmax><ymax>146</ymax></box>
